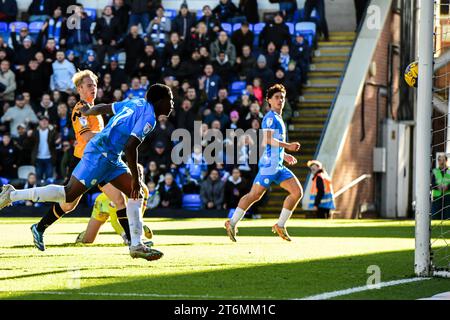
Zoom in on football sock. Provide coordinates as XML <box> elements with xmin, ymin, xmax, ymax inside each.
<box><xmin>277</xmin><ymin>208</ymin><xmax>293</xmax><ymax>228</ymax></box>
<box><xmin>116</xmin><ymin>208</ymin><xmax>131</xmax><ymax>242</ymax></box>
<box><xmin>37</xmin><ymin>203</ymin><xmax>66</xmax><ymax>233</ymax></box>
<box><xmin>127</xmin><ymin>199</ymin><xmax>144</xmax><ymax>247</ymax></box>
<box><xmin>230</xmin><ymin>207</ymin><xmax>246</xmax><ymax>227</ymax></box>
<box><xmin>10</xmin><ymin>185</ymin><xmax>66</xmax><ymax>203</ymax></box>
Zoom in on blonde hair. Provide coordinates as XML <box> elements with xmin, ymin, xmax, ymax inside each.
<box><xmin>72</xmin><ymin>69</ymin><xmax>98</xmax><ymax>88</ymax></box>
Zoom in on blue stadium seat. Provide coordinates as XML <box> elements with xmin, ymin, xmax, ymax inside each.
<box><xmin>84</xmin><ymin>8</ymin><xmax>97</xmax><ymax>20</ymax></box>
<box><xmin>295</xmin><ymin>22</ymin><xmax>316</xmax><ymax>35</ymax></box>
<box><xmin>29</xmin><ymin>21</ymin><xmax>43</xmax><ymax>33</ymax></box>
<box><xmin>9</xmin><ymin>21</ymin><xmax>28</xmax><ymax>32</ymax></box>
<box><xmin>182</xmin><ymin>194</ymin><xmax>202</xmax><ymax>210</ymax></box>
<box><xmin>228</xmin><ymin>95</ymin><xmax>238</xmax><ymax>104</ymax></box>
<box><xmin>286</xmin><ymin>22</ymin><xmax>294</xmax><ymax>35</ymax></box>
<box><xmin>253</xmin><ymin>22</ymin><xmax>265</xmax><ymax>35</ymax></box>
<box><xmin>0</xmin><ymin>22</ymin><xmax>7</xmax><ymax>33</ymax></box>
<box><xmin>197</xmin><ymin>10</ymin><xmax>203</xmax><ymax>19</ymax></box>
<box><xmin>230</xmin><ymin>81</ymin><xmax>246</xmax><ymax>95</ymax></box>
<box><xmin>28</xmin><ymin>21</ymin><xmax>43</xmax><ymax>43</ymax></box>
<box><xmin>164</xmin><ymin>9</ymin><xmax>177</xmax><ymax>20</ymax></box>
<box><xmin>221</xmin><ymin>23</ymin><xmax>232</xmax><ymax>35</ymax></box>
<box><xmin>233</xmin><ymin>23</ymin><xmax>242</xmax><ymax>32</ymax></box>
<box><xmin>0</xmin><ymin>177</ymin><xmax>9</xmax><ymax>186</ymax></box>
<box><xmin>88</xmin><ymin>192</ymin><xmax>101</xmax><ymax>207</ymax></box>
<box><xmin>295</xmin><ymin>22</ymin><xmax>316</xmax><ymax>47</ymax></box>
<box><xmin>0</xmin><ymin>22</ymin><xmax>8</xmax><ymax>42</ymax></box>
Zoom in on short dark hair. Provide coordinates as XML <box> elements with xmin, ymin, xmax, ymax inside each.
<box><xmin>146</xmin><ymin>83</ymin><xmax>171</xmax><ymax>105</ymax></box>
<box><xmin>266</xmin><ymin>84</ymin><xmax>286</xmax><ymax>100</ymax></box>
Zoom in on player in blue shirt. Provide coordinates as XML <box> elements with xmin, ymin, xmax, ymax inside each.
<box><xmin>0</xmin><ymin>84</ymin><xmax>174</xmax><ymax>261</ymax></box>
<box><xmin>225</xmin><ymin>84</ymin><xmax>303</xmax><ymax>242</ymax></box>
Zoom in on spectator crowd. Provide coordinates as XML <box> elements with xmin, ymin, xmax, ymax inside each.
<box><xmin>0</xmin><ymin>0</ymin><xmax>324</xmax><ymax>212</ymax></box>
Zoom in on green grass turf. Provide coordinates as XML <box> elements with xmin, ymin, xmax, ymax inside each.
<box><xmin>0</xmin><ymin>217</ymin><xmax>448</xmax><ymax>300</ymax></box>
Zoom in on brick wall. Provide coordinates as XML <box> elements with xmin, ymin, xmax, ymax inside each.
<box><xmin>331</xmin><ymin>10</ymin><xmax>401</xmax><ymax>218</ymax></box>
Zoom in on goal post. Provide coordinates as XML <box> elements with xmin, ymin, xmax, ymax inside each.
<box><xmin>414</xmin><ymin>0</ymin><xmax>434</xmax><ymax>277</ymax></box>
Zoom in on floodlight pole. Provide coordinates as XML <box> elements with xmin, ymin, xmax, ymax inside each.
<box><xmin>414</xmin><ymin>0</ymin><xmax>433</xmax><ymax>277</ymax></box>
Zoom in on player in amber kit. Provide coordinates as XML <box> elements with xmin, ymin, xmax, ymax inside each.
<box><xmin>29</xmin><ymin>70</ymin><xmax>132</xmax><ymax>251</ymax></box>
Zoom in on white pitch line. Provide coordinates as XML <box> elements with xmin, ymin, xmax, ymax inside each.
<box><xmin>1</xmin><ymin>277</ymin><xmax>433</xmax><ymax>300</ymax></box>
<box><xmin>298</xmin><ymin>277</ymin><xmax>432</xmax><ymax>300</ymax></box>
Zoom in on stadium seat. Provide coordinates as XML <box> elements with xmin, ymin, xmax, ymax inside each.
<box><xmin>84</xmin><ymin>8</ymin><xmax>97</xmax><ymax>20</ymax></box>
<box><xmin>28</xmin><ymin>21</ymin><xmax>44</xmax><ymax>43</ymax></box>
<box><xmin>233</xmin><ymin>23</ymin><xmax>242</xmax><ymax>32</ymax></box>
<box><xmin>230</xmin><ymin>81</ymin><xmax>246</xmax><ymax>95</ymax></box>
<box><xmin>182</xmin><ymin>194</ymin><xmax>202</xmax><ymax>210</ymax></box>
<box><xmin>17</xmin><ymin>165</ymin><xmax>36</xmax><ymax>180</ymax></box>
<box><xmin>286</xmin><ymin>22</ymin><xmax>294</xmax><ymax>35</ymax></box>
<box><xmin>221</xmin><ymin>23</ymin><xmax>232</xmax><ymax>35</ymax></box>
<box><xmin>295</xmin><ymin>22</ymin><xmax>316</xmax><ymax>35</ymax></box>
<box><xmin>88</xmin><ymin>192</ymin><xmax>101</xmax><ymax>207</ymax></box>
<box><xmin>164</xmin><ymin>9</ymin><xmax>177</xmax><ymax>20</ymax></box>
<box><xmin>0</xmin><ymin>177</ymin><xmax>9</xmax><ymax>186</ymax></box>
<box><xmin>28</xmin><ymin>21</ymin><xmax>44</xmax><ymax>33</ymax></box>
<box><xmin>228</xmin><ymin>95</ymin><xmax>238</xmax><ymax>104</ymax></box>
<box><xmin>253</xmin><ymin>22</ymin><xmax>265</xmax><ymax>35</ymax></box>
<box><xmin>0</xmin><ymin>22</ymin><xmax>7</xmax><ymax>33</ymax></box>
<box><xmin>0</xmin><ymin>22</ymin><xmax>8</xmax><ymax>42</ymax></box>
<box><xmin>9</xmin><ymin>21</ymin><xmax>28</xmax><ymax>32</ymax></box>
<box><xmin>295</xmin><ymin>22</ymin><xmax>317</xmax><ymax>47</ymax></box>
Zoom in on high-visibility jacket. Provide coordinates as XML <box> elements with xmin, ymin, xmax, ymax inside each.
<box><xmin>309</xmin><ymin>172</ymin><xmax>335</xmax><ymax>210</ymax></box>
<box><xmin>432</xmin><ymin>168</ymin><xmax>450</xmax><ymax>199</ymax></box>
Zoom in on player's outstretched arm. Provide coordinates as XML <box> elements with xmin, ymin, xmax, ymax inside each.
<box><xmin>79</xmin><ymin>102</ymin><xmax>114</xmax><ymax>116</ymax></box>
<box><xmin>124</xmin><ymin>136</ymin><xmax>143</xmax><ymax>199</ymax></box>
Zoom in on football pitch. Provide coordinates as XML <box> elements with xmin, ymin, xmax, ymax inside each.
<box><xmin>0</xmin><ymin>217</ymin><xmax>449</xmax><ymax>300</ymax></box>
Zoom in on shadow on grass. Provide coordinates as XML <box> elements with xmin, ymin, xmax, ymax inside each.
<box><xmin>4</xmin><ymin>249</ymin><xmax>429</xmax><ymax>300</ymax></box>
<box><xmin>150</xmin><ymin>225</ymin><xmax>425</xmax><ymax>239</ymax></box>
<box><xmin>44</xmin><ymin>225</ymin><xmax>450</xmax><ymax>239</ymax></box>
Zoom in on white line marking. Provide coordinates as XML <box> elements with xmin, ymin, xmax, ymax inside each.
<box><xmin>1</xmin><ymin>277</ymin><xmax>433</xmax><ymax>300</ymax></box>
<box><xmin>299</xmin><ymin>277</ymin><xmax>431</xmax><ymax>300</ymax></box>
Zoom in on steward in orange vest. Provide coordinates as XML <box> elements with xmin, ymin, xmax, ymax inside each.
<box><xmin>307</xmin><ymin>160</ymin><xmax>335</xmax><ymax>218</ymax></box>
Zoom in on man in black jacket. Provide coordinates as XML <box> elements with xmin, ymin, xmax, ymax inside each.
<box><xmin>259</xmin><ymin>12</ymin><xmax>291</xmax><ymax>50</ymax></box>
<box><xmin>138</xmin><ymin>43</ymin><xmax>161</xmax><ymax>82</ymax></box>
<box><xmin>101</xmin><ymin>56</ymin><xmax>127</xmax><ymax>90</ymax></box>
<box><xmin>231</xmin><ymin>22</ymin><xmax>254</xmax><ymax>57</ymax></box>
<box><xmin>213</xmin><ymin>0</ymin><xmax>238</xmax><ymax>23</ymax></box>
<box><xmin>94</xmin><ymin>6</ymin><xmax>121</xmax><ymax>64</ymax></box>
<box><xmin>200</xmin><ymin>169</ymin><xmax>225</xmax><ymax>210</ymax></box>
<box><xmin>19</xmin><ymin>58</ymin><xmax>48</xmax><ymax>104</ymax></box>
<box><xmin>224</xmin><ymin>168</ymin><xmax>248</xmax><ymax>209</ymax></box>
<box><xmin>199</xmin><ymin>5</ymin><xmax>222</xmax><ymax>41</ymax></box>
<box><xmin>171</xmin><ymin>3</ymin><xmax>197</xmax><ymax>42</ymax></box>
<box><xmin>113</xmin><ymin>0</ymin><xmax>130</xmax><ymax>34</ymax></box>
<box><xmin>158</xmin><ymin>172</ymin><xmax>182</xmax><ymax>209</ymax></box>
<box><xmin>117</xmin><ymin>25</ymin><xmax>145</xmax><ymax>75</ymax></box>
<box><xmin>163</xmin><ymin>32</ymin><xmax>187</xmax><ymax>63</ymax></box>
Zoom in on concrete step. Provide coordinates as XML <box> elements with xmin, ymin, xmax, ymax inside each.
<box><xmin>298</xmin><ymin>102</ymin><xmax>331</xmax><ymax>108</ymax></box>
<box><xmin>313</xmin><ymin>55</ymin><xmax>349</xmax><ymax>63</ymax></box>
<box><xmin>295</xmin><ymin>109</ymin><xmax>330</xmax><ymax>117</ymax></box>
<box><xmin>309</xmin><ymin>71</ymin><xmax>343</xmax><ymax>78</ymax></box>
<box><xmin>302</xmin><ymin>86</ymin><xmax>337</xmax><ymax>93</ymax></box>
<box><xmin>318</xmin><ymin>40</ymin><xmax>354</xmax><ymax>47</ymax></box>
<box><xmin>315</xmin><ymin>47</ymin><xmax>351</xmax><ymax>57</ymax></box>
<box><xmin>308</xmin><ymin>78</ymin><xmax>340</xmax><ymax>86</ymax></box>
